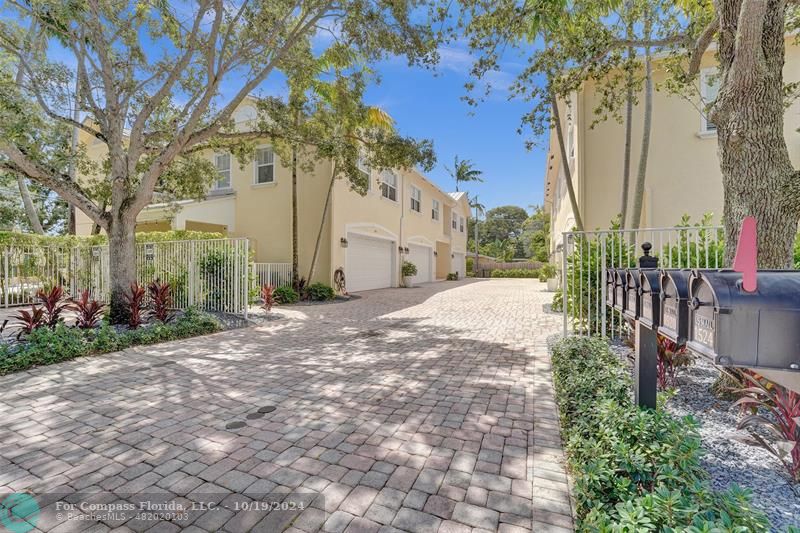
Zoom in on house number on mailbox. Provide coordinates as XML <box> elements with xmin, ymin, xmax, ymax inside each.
<box><xmin>693</xmin><ymin>315</ymin><xmax>713</xmax><ymax>346</ymax></box>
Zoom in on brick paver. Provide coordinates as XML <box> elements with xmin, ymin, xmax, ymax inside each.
<box><xmin>0</xmin><ymin>279</ymin><xmax>573</xmax><ymax>532</ymax></box>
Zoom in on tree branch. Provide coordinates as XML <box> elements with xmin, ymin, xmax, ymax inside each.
<box><xmin>687</xmin><ymin>16</ymin><xmax>720</xmax><ymax>77</ymax></box>
<box><xmin>0</xmin><ymin>144</ymin><xmax>105</xmax><ymax>228</ymax></box>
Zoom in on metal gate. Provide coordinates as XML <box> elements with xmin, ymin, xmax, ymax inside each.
<box><xmin>560</xmin><ymin>225</ymin><xmax>725</xmax><ymax>337</ymax></box>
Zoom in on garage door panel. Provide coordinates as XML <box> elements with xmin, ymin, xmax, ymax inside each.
<box><xmin>347</xmin><ymin>234</ymin><xmax>393</xmax><ymax>292</ymax></box>
<box><xmin>407</xmin><ymin>244</ymin><xmax>432</xmax><ymax>285</ymax></box>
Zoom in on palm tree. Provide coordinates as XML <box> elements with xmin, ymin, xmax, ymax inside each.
<box><xmin>446</xmin><ymin>156</ymin><xmax>483</xmax><ymax>192</ymax></box>
<box><xmin>469</xmin><ymin>196</ymin><xmax>485</xmax><ymax>275</ymax></box>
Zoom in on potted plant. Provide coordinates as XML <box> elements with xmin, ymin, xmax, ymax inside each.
<box><xmin>402</xmin><ymin>261</ymin><xmax>417</xmax><ymax>287</ymax></box>
<box><xmin>539</xmin><ymin>264</ymin><xmax>559</xmax><ymax>292</ymax></box>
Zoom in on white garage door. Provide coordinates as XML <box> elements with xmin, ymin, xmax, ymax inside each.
<box><xmin>406</xmin><ymin>244</ymin><xmax>432</xmax><ymax>285</ymax></box>
<box><xmin>347</xmin><ymin>233</ymin><xmax>393</xmax><ymax>292</ymax></box>
<box><xmin>451</xmin><ymin>252</ymin><xmax>466</xmax><ymax>278</ymax></box>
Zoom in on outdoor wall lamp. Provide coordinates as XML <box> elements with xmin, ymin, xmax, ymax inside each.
<box><xmin>404</xmin><ymin>247</ymin><xmax>409</xmax><ymax>254</ymax></box>
<box><xmin>433</xmin><ymin>251</ymin><xmax>438</xmax><ymax>257</ymax></box>
<box><xmin>451</xmin><ymin>253</ymin><xmax>454</xmax><ymax>258</ymax></box>
<box><xmin>398</xmin><ymin>246</ymin><xmax>405</xmax><ymax>254</ymax></box>
<box><xmin>340</xmin><ymin>237</ymin><xmax>348</xmax><ymax>248</ymax></box>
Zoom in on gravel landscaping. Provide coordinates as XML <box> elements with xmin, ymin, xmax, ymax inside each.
<box><xmin>608</xmin><ymin>341</ymin><xmax>800</xmax><ymax>531</ymax></box>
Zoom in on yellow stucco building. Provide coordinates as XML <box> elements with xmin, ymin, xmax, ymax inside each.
<box><xmin>74</xmin><ymin>100</ymin><xmax>470</xmax><ymax>291</ymax></box>
<box><xmin>544</xmin><ymin>39</ymin><xmax>800</xmax><ymax>255</ymax></box>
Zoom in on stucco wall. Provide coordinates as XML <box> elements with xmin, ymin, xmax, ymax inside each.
<box><xmin>546</xmin><ymin>41</ymin><xmax>800</xmax><ymax>247</ymax></box>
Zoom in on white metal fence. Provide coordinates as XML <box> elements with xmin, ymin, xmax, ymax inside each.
<box><xmin>0</xmin><ymin>238</ymin><xmax>251</xmax><ymax>316</ymax></box>
<box><xmin>560</xmin><ymin>225</ymin><xmax>725</xmax><ymax>337</ymax></box>
<box><xmin>252</xmin><ymin>262</ymin><xmax>292</xmax><ymax>289</ymax></box>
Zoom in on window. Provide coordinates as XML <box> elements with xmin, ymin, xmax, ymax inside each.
<box><xmin>380</xmin><ymin>171</ymin><xmax>397</xmax><ymax>201</ymax></box>
<box><xmin>700</xmin><ymin>68</ymin><xmax>720</xmax><ymax>132</ymax></box>
<box><xmin>410</xmin><ymin>186</ymin><xmax>421</xmax><ymax>212</ymax></box>
<box><xmin>452</xmin><ymin>212</ymin><xmax>458</xmax><ymax>230</ymax></box>
<box><xmin>358</xmin><ymin>154</ymin><xmax>371</xmax><ymax>191</ymax></box>
<box><xmin>459</xmin><ymin>216</ymin><xmax>465</xmax><ymax>232</ymax></box>
<box><xmin>213</xmin><ymin>153</ymin><xmax>231</xmax><ymax>190</ymax></box>
<box><xmin>254</xmin><ymin>146</ymin><xmax>275</xmax><ymax>184</ymax></box>
<box><xmin>432</xmin><ymin>199</ymin><xmax>440</xmax><ymax>221</ymax></box>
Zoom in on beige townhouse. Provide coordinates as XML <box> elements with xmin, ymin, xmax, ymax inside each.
<box><xmin>74</xmin><ymin>99</ymin><xmax>470</xmax><ymax>292</ymax></box>
<box><xmin>544</xmin><ymin>37</ymin><xmax>800</xmax><ymax>255</ymax></box>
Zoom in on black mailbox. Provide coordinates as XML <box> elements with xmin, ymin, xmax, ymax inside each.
<box><xmin>658</xmin><ymin>269</ymin><xmax>691</xmax><ymax>344</ymax></box>
<box><xmin>686</xmin><ymin>270</ymin><xmax>800</xmax><ymax>371</ymax></box>
<box><xmin>613</xmin><ymin>269</ymin><xmax>627</xmax><ymax>312</ymax></box>
<box><xmin>623</xmin><ymin>269</ymin><xmax>641</xmax><ymax>320</ymax></box>
<box><xmin>638</xmin><ymin>270</ymin><xmax>661</xmax><ymax>329</ymax></box>
<box><xmin>605</xmin><ymin>268</ymin><xmax>616</xmax><ymax>307</ymax></box>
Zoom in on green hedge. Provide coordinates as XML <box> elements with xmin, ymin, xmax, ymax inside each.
<box><xmin>0</xmin><ymin>308</ymin><xmax>221</xmax><ymax>375</ymax></box>
<box><xmin>0</xmin><ymin>230</ymin><xmax>224</xmax><ymax>248</ymax></box>
<box><xmin>550</xmin><ymin>337</ymin><xmax>769</xmax><ymax>531</ymax></box>
<box><xmin>490</xmin><ymin>268</ymin><xmax>539</xmax><ymax>278</ymax></box>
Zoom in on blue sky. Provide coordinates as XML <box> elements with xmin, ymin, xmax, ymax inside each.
<box><xmin>363</xmin><ymin>46</ymin><xmax>546</xmax><ymax>213</ymax></box>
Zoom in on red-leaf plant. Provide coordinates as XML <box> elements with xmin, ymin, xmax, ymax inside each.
<box><xmin>71</xmin><ymin>290</ymin><xmax>105</xmax><ymax>329</ymax></box>
<box><xmin>14</xmin><ymin>305</ymin><xmax>45</xmax><ymax>338</ymax></box>
<box><xmin>734</xmin><ymin>372</ymin><xmax>800</xmax><ymax>481</ymax></box>
<box><xmin>261</xmin><ymin>283</ymin><xmax>275</xmax><ymax>313</ymax></box>
<box><xmin>147</xmin><ymin>279</ymin><xmax>173</xmax><ymax>323</ymax></box>
<box><xmin>656</xmin><ymin>335</ymin><xmax>692</xmax><ymax>390</ymax></box>
<box><xmin>37</xmin><ymin>285</ymin><xmax>69</xmax><ymax>328</ymax></box>
<box><xmin>124</xmin><ymin>283</ymin><xmax>146</xmax><ymax>329</ymax></box>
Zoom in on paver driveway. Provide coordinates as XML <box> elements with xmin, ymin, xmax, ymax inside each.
<box><xmin>0</xmin><ymin>279</ymin><xmax>572</xmax><ymax>533</ymax></box>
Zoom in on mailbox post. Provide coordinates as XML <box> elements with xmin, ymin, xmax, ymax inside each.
<box><xmin>631</xmin><ymin>244</ymin><xmax>661</xmax><ymax>409</ymax></box>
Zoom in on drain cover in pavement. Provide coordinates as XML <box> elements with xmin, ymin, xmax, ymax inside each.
<box><xmin>257</xmin><ymin>406</ymin><xmax>276</xmax><ymax>414</ymax></box>
<box><xmin>225</xmin><ymin>421</ymin><xmax>246</xmax><ymax>430</ymax></box>
<box><xmin>246</xmin><ymin>412</ymin><xmax>264</xmax><ymax>420</ymax></box>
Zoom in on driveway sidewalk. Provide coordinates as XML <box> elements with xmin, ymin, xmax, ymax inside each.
<box><xmin>0</xmin><ymin>279</ymin><xmax>572</xmax><ymax>533</ymax></box>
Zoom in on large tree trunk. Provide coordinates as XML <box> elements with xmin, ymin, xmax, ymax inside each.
<box><xmin>549</xmin><ymin>88</ymin><xmax>584</xmax><ymax>231</ymax></box>
<box><xmin>107</xmin><ymin>213</ymin><xmax>137</xmax><ymax>323</ymax></box>
<box><xmin>715</xmin><ymin>0</ymin><xmax>798</xmax><ymax>268</ymax></box>
<box><xmin>630</xmin><ymin>48</ymin><xmax>653</xmax><ymax>230</ymax></box>
<box><xmin>307</xmin><ymin>161</ymin><xmax>336</xmax><ymax>283</ymax></box>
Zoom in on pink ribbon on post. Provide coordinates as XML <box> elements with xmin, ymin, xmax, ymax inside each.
<box><xmin>732</xmin><ymin>216</ymin><xmax>758</xmax><ymax>293</ymax></box>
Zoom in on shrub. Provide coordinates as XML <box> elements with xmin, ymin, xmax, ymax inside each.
<box><xmin>446</xmin><ymin>272</ymin><xmax>459</xmax><ymax>281</ymax></box>
<box><xmin>401</xmin><ymin>261</ymin><xmax>417</xmax><ymax>277</ymax></box>
<box><xmin>0</xmin><ymin>309</ymin><xmax>222</xmax><ymax>376</ymax></box>
<box><xmin>71</xmin><ymin>290</ymin><xmax>105</xmax><ymax>329</ymax></box>
<box><xmin>538</xmin><ymin>263</ymin><xmax>557</xmax><ymax>282</ymax></box>
<box><xmin>490</xmin><ymin>268</ymin><xmax>539</xmax><ymax>278</ymax></box>
<box><xmin>14</xmin><ymin>306</ymin><xmax>45</xmax><ymax>337</ymax></box>
<box><xmin>274</xmin><ymin>286</ymin><xmax>299</xmax><ymax>304</ymax></box>
<box><xmin>734</xmin><ymin>372</ymin><xmax>800</xmax><ymax>482</ymax></box>
<box><xmin>656</xmin><ymin>335</ymin><xmax>692</xmax><ymax>390</ymax></box>
<box><xmin>308</xmin><ymin>282</ymin><xmax>335</xmax><ymax>301</ymax></box>
<box><xmin>260</xmin><ymin>284</ymin><xmax>275</xmax><ymax>312</ymax></box>
<box><xmin>148</xmin><ymin>279</ymin><xmax>174</xmax><ymax>323</ymax></box>
<box><xmin>37</xmin><ymin>285</ymin><xmax>69</xmax><ymax>328</ymax></box>
<box><xmin>550</xmin><ymin>337</ymin><xmax>769</xmax><ymax>531</ymax></box>
<box><xmin>125</xmin><ymin>283</ymin><xmax>146</xmax><ymax>329</ymax></box>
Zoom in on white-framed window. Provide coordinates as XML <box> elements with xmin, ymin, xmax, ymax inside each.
<box><xmin>410</xmin><ymin>186</ymin><xmax>421</xmax><ymax>212</ymax></box>
<box><xmin>700</xmin><ymin>68</ymin><xmax>720</xmax><ymax>133</ymax></box>
<box><xmin>213</xmin><ymin>153</ymin><xmax>231</xmax><ymax>190</ymax></box>
<box><xmin>380</xmin><ymin>170</ymin><xmax>397</xmax><ymax>201</ymax></box>
<box><xmin>358</xmin><ymin>153</ymin><xmax>371</xmax><ymax>191</ymax></box>
<box><xmin>432</xmin><ymin>199</ymin><xmax>440</xmax><ymax>221</ymax></box>
<box><xmin>451</xmin><ymin>212</ymin><xmax>458</xmax><ymax>230</ymax></box>
<box><xmin>254</xmin><ymin>146</ymin><xmax>275</xmax><ymax>184</ymax></box>
<box><xmin>459</xmin><ymin>216</ymin><xmax>465</xmax><ymax>232</ymax></box>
